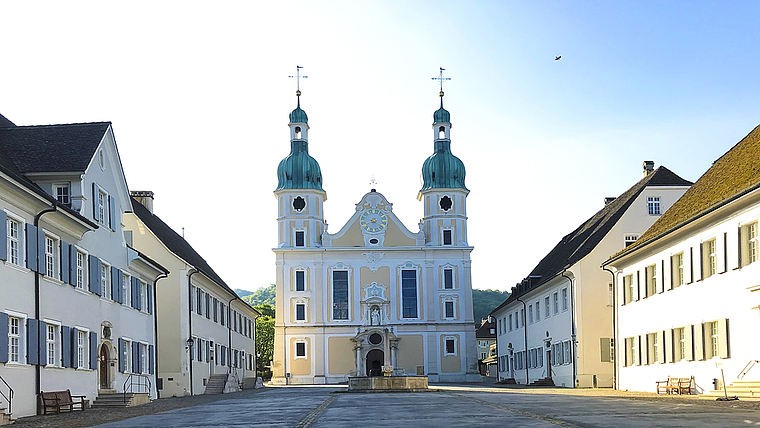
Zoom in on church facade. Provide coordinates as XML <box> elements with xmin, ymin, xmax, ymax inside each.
<box><xmin>271</xmin><ymin>90</ymin><xmax>481</xmax><ymax>384</ymax></box>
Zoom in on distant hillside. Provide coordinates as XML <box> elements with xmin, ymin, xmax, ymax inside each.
<box><xmin>241</xmin><ymin>284</ymin><xmax>275</xmax><ymax>307</ymax></box>
<box><xmin>235</xmin><ymin>288</ymin><xmax>253</xmax><ymax>298</ymax></box>
<box><xmin>473</xmin><ymin>289</ymin><xmax>510</xmax><ymax>324</ymax></box>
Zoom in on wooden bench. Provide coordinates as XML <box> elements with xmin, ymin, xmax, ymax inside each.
<box><xmin>40</xmin><ymin>389</ymin><xmax>86</xmax><ymax>414</ymax></box>
<box><xmin>656</xmin><ymin>376</ymin><xmax>694</xmax><ymax>395</ymax></box>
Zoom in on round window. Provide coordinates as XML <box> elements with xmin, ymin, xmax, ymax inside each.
<box><xmin>293</xmin><ymin>196</ymin><xmax>306</xmax><ymax>212</ymax></box>
<box><xmin>369</xmin><ymin>238</ymin><xmax>379</xmax><ymax>245</ymax></box>
<box><xmin>440</xmin><ymin>196</ymin><xmax>453</xmax><ymax>211</ymax></box>
<box><xmin>369</xmin><ymin>333</ymin><xmax>382</xmax><ymax>345</ymax></box>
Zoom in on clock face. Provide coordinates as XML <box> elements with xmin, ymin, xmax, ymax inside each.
<box><xmin>360</xmin><ymin>209</ymin><xmax>388</xmax><ymax>233</ymax></box>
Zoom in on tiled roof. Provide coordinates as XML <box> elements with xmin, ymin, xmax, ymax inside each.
<box><xmin>0</xmin><ymin>122</ymin><xmax>110</xmax><ymax>173</ymax></box>
<box><xmin>130</xmin><ymin>198</ymin><xmax>255</xmax><ymax>312</ymax></box>
<box><xmin>612</xmin><ymin>123</ymin><xmax>760</xmax><ymax>258</ymax></box>
<box><xmin>491</xmin><ymin>166</ymin><xmax>692</xmax><ymax>314</ymax></box>
<box><xmin>0</xmin><ymin>113</ymin><xmax>15</xmax><ymax>128</ymax></box>
<box><xmin>476</xmin><ymin>321</ymin><xmax>496</xmax><ymax>339</ymax></box>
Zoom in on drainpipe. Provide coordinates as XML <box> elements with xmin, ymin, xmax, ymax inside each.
<box><xmin>603</xmin><ymin>266</ymin><xmax>617</xmax><ymax>390</ymax></box>
<box><xmin>33</xmin><ymin>206</ymin><xmax>56</xmax><ymax>402</ymax></box>
<box><xmin>490</xmin><ymin>315</ymin><xmax>499</xmax><ymax>382</ymax></box>
<box><xmin>561</xmin><ymin>271</ymin><xmax>577</xmax><ymax>388</ymax></box>
<box><xmin>151</xmin><ymin>272</ymin><xmax>168</xmax><ymax>399</ymax></box>
<box><xmin>187</xmin><ymin>269</ymin><xmax>200</xmax><ymax>395</ymax></box>
<box><xmin>515</xmin><ymin>297</ymin><xmax>528</xmax><ymax>385</ymax></box>
<box><xmin>227</xmin><ymin>296</ymin><xmax>236</xmax><ymax>386</ymax></box>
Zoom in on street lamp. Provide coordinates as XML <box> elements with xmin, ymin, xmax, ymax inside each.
<box><xmin>186</xmin><ymin>337</ymin><xmax>195</xmax><ymax>351</ymax></box>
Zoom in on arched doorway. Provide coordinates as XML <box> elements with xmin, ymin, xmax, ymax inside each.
<box><xmin>366</xmin><ymin>349</ymin><xmax>384</xmax><ymax>377</ymax></box>
<box><xmin>100</xmin><ymin>344</ymin><xmax>110</xmax><ymax>389</ymax></box>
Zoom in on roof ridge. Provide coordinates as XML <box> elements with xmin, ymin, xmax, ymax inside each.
<box><xmin>5</xmin><ymin>121</ymin><xmax>111</xmax><ymax>129</ymax></box>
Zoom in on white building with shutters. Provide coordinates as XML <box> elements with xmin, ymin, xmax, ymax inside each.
<box><xmin>604</xmin><ymin>124</ymin><xmax>760</xmax><ymax>394</ymax></box>
<box><xmin>0</xmin><ymin>116</ymin><xmax>165</xmax><ymax>418</ymax></box>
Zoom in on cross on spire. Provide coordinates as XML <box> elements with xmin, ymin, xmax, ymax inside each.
<box><xmin>289</xmin><ymin>65</ymin><xmax>308</xmax><ymax>104</ymax></box>
<box><xmin>431</xmin><ymin>67</ymin><xmax>450</xmax><ymax>107</ymax></box>
<box><xmin>369</xmin><ymin>175</ymin><xmax>377</xmax><ymax>191</ymax></box>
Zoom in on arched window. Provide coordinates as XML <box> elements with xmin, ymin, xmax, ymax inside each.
<box><xmin>438</xmin><ymin>126</ymin><xmax>445</xmax><ymax>139</ymax></box>
<box><xmin>295</xmin><ymin>126</ymin><xmax>302</xmax><ymax>139</ymax></box>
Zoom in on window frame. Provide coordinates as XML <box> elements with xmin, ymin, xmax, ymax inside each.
<box><xmin>6</xmin><ymin>212</ymin><xmax>24</xmax><ymax>267</ymax></box>
<box><xmin>443</xmin><ymin>298</ymin><xmax>455</xmax><ymax>319</ymax></box>
<box><xmin>294</xmin><ymin>340</ymin><xmax>307</xmax><ymax>359</ymax></box>
<box><xmin>743</xmin><ymin>221</ymin><xmax>758</xmax><ymax>267</ymax></box>
<box><xmin>535</xmin><ymin>301</ymin><xmax>540</xmax><ymax>322</ymax></box>
<box><xmin>123</xmin><ymin>272</ymin><xmax>131</xmax><ymax>304</ymax></box>
<box><xmin>294</xmin><ymin>229</ymin><xmax>306</xmax><ymax>247</ymax></box>
<box><xmin>75</xmin><ymin>248</ymin><xmax>88</xmax><ymax>290</ymax></box>
<box><xmin>561</xmin><ymin>288</ymin><xmax>568</xmax><ymax>311</ymax></box>
<box><xmin>123</xmin><ymin>338</ymin><xmax>132</xmax><ymax>374</ymax></box>
<box><xmin>703</xmin><ymin>238</ymin><xmax>717</xmax><ymax>278</ymax></box>
<box><xmin>45</xmin><ymin>322</ymin><xmax>60</xmax><ymax>367</ymax></box>
<box><xmin>647</xmin><ymin>196</ymin><xmax>661</xmax><ymax>215</ymax></box>
<box><xmin>645</xmin><ymin>264</ymin><xmax>657</xmax><ymax>297</ymax></box>
<box><xmin>442</xmin><ymin>267</ymin><xmax>454</xmax><ymax>289</ymax></box>
<box><xmin>331</xmin><ymin>270</ymin><xmax>349</xmax><ymax>320</ymax></box>
<box><xmin>672</xmin><ymin>252</ymin><xmax>684</xmax><ymax>288</ymax></box>
<box><xmin>52</xmin><ymin>183</ymin><xmax>71</xmax><ymax>207</ymax></box>
<box><xmin>443</xmin><ymin>336</ymin><xmax>458</xmax><ymax>356</ymax></box>
<box><xmin>401</xmin><ymin>268</ymin><xmax>419</xmax><ymax>319</ymax></box>
<box><xmin>101</xmin><ymin>261</ymin><xmax>111</xmax><ymax>300</ymax></box>
<box><xmin>544</xmin><ymin>296</ymin><xmax>550</xmax><ymax>318</ymax></box>
<box><xmin>7</xmin><ymin>314</ymin><xmax>25</xmax><ymax>364</ymax></box>
<box><xmin>295</xmin><ymin>269</ymin><xmax>306</xmax><ymax>292</ymax></box>
<box><xmin>442</xmin><ymin>228</ymin><xmax>453</xmax><ymax>246</ymax></box>
<box><xmin>76</xmin><ymin>328</ymin><xmax>89</xmax><ymax>369</ymax></box>
<box><xmin>295</xmin><ymin>303</ymin><xmax>306</xmax><ymax>322</ymax></box>
<box><xmin>553</xmin><ymin>292</ymin><xmax>559</xmax><ymax>314</ymax></box>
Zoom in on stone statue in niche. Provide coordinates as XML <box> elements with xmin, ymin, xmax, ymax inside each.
<box><xmin>371</xmin><ymin>307</ymin><xmax>381</xmax><ymax>326</ymax></box>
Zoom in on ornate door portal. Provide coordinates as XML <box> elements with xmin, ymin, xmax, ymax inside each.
<box><xmin>99</xmin><ymin>344</ymin><xmax>110</xmax><ymax>389</ymax></box>
<box><xmin>366</xmin><ymin>349</ymin><xmax>384</xmax><ymax>377</ymax></box>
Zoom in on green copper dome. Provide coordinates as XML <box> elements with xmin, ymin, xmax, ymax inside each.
<box><xmin>433</xmin><ymin>106</ymin><xmax>450</xmax><ymax>123</ymax></box>
<box><xmin>276</xmin><ymin>140</ymin><xmax>323</xmax><ymax>191</ymax></box>
<box><xmin>420</xmin><ymin>140</ymin><xmax>467</xmax><ymax>192</ymax></box>
<box><xmin>289</xmin><ymin>106</ymin><xmax>308</xmax><ymax>124</ymax></box>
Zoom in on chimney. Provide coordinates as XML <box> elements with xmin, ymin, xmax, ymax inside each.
<box><xmin>130</xmin><ymin>190</ymin><xmax>154</xmax><ymax>213</ymax></box>
<box><xmin>643</xmin><ymin>160</ymin><xmax>654</xmax><ymax>176</ymax></box>
<box><xmin>604</xmin><ymin>197</ymin><xmax>616</xmax><ymax>206</ymax></box>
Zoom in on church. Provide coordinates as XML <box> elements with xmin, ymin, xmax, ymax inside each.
<box><xmin>271</xmin><ymin>83</ymin><xmax>481</xmax><ymax>384</ymax></box>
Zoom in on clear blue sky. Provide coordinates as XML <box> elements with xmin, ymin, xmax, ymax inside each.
<box><xmin>1</xmin><ymin>1</ymin><xmax>759</xmax><ymax>292</ymax></box>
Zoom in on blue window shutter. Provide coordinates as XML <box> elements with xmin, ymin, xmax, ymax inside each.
<box><xmin>205</xmin><ymin>293</ymin><xmax>210</xmax><ymax>319</ymax></box>
<box><xmin>70</xmin><ymin>327</ymin><xmax>78</xmax><ymax>368</ymax></box>
<box><xmin>27</xmin><ymin>319</ymin><xmax>39</xmax><ymax>365</ymax></box>
<box><xmin>89</xmin><ymin>331</ymin><xmax>98</xmax><ymax>370</ymax></box>
<box><xmin>111</xmin><ymin>266</ymin><xmax>119</xmax><ymax>303</ymax></box>
<box><xmin>109</xmin><ymin>195</ymin><xmax>116</xmax><ymax>230</ymax></box>
<box><xmin>37</xmin><ymin>228</ymin><xmax>45</xmax><ymax>274</ymax></box>
<box><xmin>38</xmin><ymin>320</ymin><xmax>48</xmax><ymax>366</ymax></box>
<box><xmin>118</xmin><ymin>338</ymin><xmax>125</xmax><ymax>372</ymax></box>
<box><xmin>26</xmin><ymin>224</ymin><xmax>38</xmax><ymax>271</ymax></box>
<box><xmin>61</xmin><ymin>326</ymin><xmax>71</xmax><ymax>368</ymax></box>
<box><xmin>60</xmin><ymin>241</ymin><xmax>70</xmax><ymax>283</ymax></box>
<box><xmin>92</xmin><ymin>183</ymin><xmax>98</xmax><ymax>220</ymax></box>
<box><xmin>147</xmin><ymin>283</ymin><xmax>153</xmax><ymax>314</ymax></box>
<box><xmin>206</xmin><ymin>341</ymin><xmax>210</xmax><ymax>363</ymax></box>
<box><xmin>0</xmin><ymin>313</ymin><xmax>8</xmax><ymax>363</ymax></box>
<box><xmin>68</xmin><ymin>244</ymin><xmax>77</xmax><ymax>286</ymax></box>
<box><xmin>117</xmin><ymin>270</ymin><xmax>124</xmax><ymax>304</ymax></box>
<box><xmin>132</xmin><ymin>277</ymin><xmax>139</xmax><ymax>309</ymax></box>
<box><xmin>0</xmin><ymin>211</ymin><xmax>7</xmax><ymax>261</ymax></box>
<box><xmin>149</xmin><ymin>345</ymin><xmax>154</xmax><ymax>374</ymax></box>
<box><xmin>132</xmin><ymin>341</ymin><xmax>139</xmax><ymax>373</ymax></box>
<box><xmin>89</xmin><ymin>255</ymin><xmax>102</xmax><ymax>296</ymax></box>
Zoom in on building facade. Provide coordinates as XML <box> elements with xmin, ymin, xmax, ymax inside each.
<box><xmin>271</xmin><ymin>91</ymin><xmax>481</xmax><ymax>384</ymax></box>
<box><xmin>604</xmin><ymin>124</ymin><xmax>760</xmax><ymax>394</ymax></box>
<box><xmin>491</xmin><ymin>163</ymin><xmax>691</xmax><ymax>388</ymax></box>
<box><xmin>124</xmin><ymin>193</ymin><xmax>258</xmax><ymax>397</ymax></box>
<box><xmin>475</xmin><ymin>320</ymin><xmax>496</xmax><ymax>375</ymax></box>
<box><xmin>0</xmin><ymin>118</ymin><xmax>165</xmax><ymax>418</ymax></box>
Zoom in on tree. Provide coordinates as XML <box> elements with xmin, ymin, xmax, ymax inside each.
<box><xmin>472</xmin><ymin>289</ymin><xmax>510</xmax><ymax>325</ymax></box>
<box><xmin>255</xmin><ymin>314</ymin><xmax>275</xmax><ymax>369</ymax></box>
<box><xmin>242</xmin><ymin>284</ymin><xmax>275</xmax><ymax>307</ymax></box>
<box><xmin>253</xmin><ymin>303</ymin><xmax>274</xmax><ymax>318</ymax></box>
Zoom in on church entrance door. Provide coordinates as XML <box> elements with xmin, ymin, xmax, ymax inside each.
<box><xmin>366</xmin><ymin>349</ymin><xmax>384</xmax><ymax>377</ymax></box>
<box><xmin>99</xmin><ymin>344</ymin><xmax>110</xmax><ymax>389</ymax></box>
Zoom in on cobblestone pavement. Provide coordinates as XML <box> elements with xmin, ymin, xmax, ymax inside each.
<box><xmin>11</xmin><ymin>382</ymin><xmax>760</xmax><ymax>428</ymax></box>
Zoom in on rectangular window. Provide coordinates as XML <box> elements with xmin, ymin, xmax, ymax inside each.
<box><xmin>624</xmin><ymin>274</ymin><xmax>634</xmax><ymax>304</ymax></box>
<box><xmin>77</xmin><ymin>330</ymin><xmax>86</xmax><ymax>368</ymax></box>
<box><xmin>101</xmin><ymin>263</ymin><xmax>111</xmax><ymax>299</ymax></box>
<box><xmin>296</xmin><ymin>342</ymin><xmax>306</xmax><ymax>357</ymax></box>
<box><xmin>544</xmin><ymin>297</ymin><xmax>550</xmax><ymax>317</ymax></box>
<box><xmin>442</xmin><ymin>229</ymin><xmax>453</xmax><ymax>245</ymax></box>
<box><xmin>123</xmin><ymin>273</ymin><xmax>131</xmax><ymax>304</ymax></box>
<box><xmin>220</xmin><ymin>304</ymin><xmax>226</xmax><ymax>326</ymax></box>
<box><xmin>213</xmin><ymin>298</ymin><xmax>218</xmax><ymax>322</ymax></box>
<box><xmin>401</xmin><ymin>269</ymin><xmax>418</xmax><ymax>318</ymax></box>
<box><xmin>561</xmin><ymin>288</ymin><xmax>568</xmax><ymax>311</ymax></box>
<box><xmin>647</xmin><ymin>197</ymin><xmax>661</xmax><ymax>215</ymax></box>
<box><xmin>295</xmin><ymin>270</ymin><xmax>305</xmax><ymax>291</ymax></box>
<box><xmin>7</xmin><ymin>217</ymin><xmax>21</xmax><ymax>266</ymax></box>
<box><xmin>704</xmin><ymin>239</ymin><xmax>717</xmax><ymax>278</ymax></box>
<box><xmin>124</xmin><ymin>340</ymin><xmax>132</xmax><ymax>373</ymax></box>
<box><xmin>520</xmin><ymin>309</ymin><xmax>525</xmax><ymax>327</ymax></box>
<box><xmin>649</xmin><ymin>333</ymin><xmax>659</xmax><ymax>364</ymax></box>
<box><xmin>564</xmin><ymin>340</ymin><xmax>572</xmax><ymax>364</ymax></box>
<box><xmin>141</xmin><ymin>344</ymin><xmax>147</xmax><ymax>373</ymax></box>
<box><xmin>672</xmin><ymin>253</ymin><xmax>684</xmax><ymax>288</ymax></box>
<box><xmin>743</xmin><ymin>222</ymin><xmax>758</xmax><ymax>266</ymax></box>
<box><xmin>332</xmin><ymin>270</ymin><xmax>349</xmax><ymax>320</ymax></box>
<box><xmin>626</xmin><ymin>337</ymin><xmax>636</xmax><ymax>366</ymax></box>
<box><xmin>141</xmin><ymin>281</ymin><xmax>148</xmax><ymax>311</ymax></box>
<box><xmin>608</xmin><ymin>283</ymin><xmax>614</xmax><ymax>306</ymax></box>
<box><xmin>296</xmin><ymin>304</ymin><xmax>305</xmax><ymax>321</ymax></box>
<box><xmin>445</xmin><ymin>301</ymin><xmax>454</xmax><ymax>318</ymax></box>
<box><xmin>535</xmin><ymin>301</ymin><xmax>540</xmax><ymax>321</ymax></box>
<box><xmin>707</xmin><ymin>321</ymin><xmax>719</xmax><ymax>359</ymax></box>
<box><xmin>624</xmin><ymin>235</ymin><xmax>639</xmax><ymax>247</ymax></box>
<box><xmin>528</xmin><ymin>305</ymin><xmax>533</xmax><ymax>324</ymax></box>
<box><xmin>47</xmin><ymin>324</ymin><xmax>57</xmax><ymax>366</ymax></box>
<box><xmin>98</xmin><ymin>190</ymin><xmax>108</xmax><ymax>226</ymax></box>
<box><xmin>445</xmin><ymin>338</ymin><xmax>455</xmax><ymax>355</ymax></box>
<box><xmin>508</xmin><ymin>314</ymin><xmax>512</xmax><ymax>331</ymax></box>
<box><xmin>76</xmin><ymin>251</ymin><xmax>86</xmax><ymax>289</ymax></box>
<box><xmin>675</xmin><ymin>327</ymin><xmax>686</xmax><ymax>362</ymax></box>
<box><xmin>196</xmin><ymin>288</ymin><xmax>203</xmax><ymax>314</ymax></box>
<box><xmin>553</xmin><ymin>292</ymin><xmax>559</xmax><ymax>314</ymax></box>
<box><xmin>45</xmin><ymin>236</ymin><xmax>56</xmax><ymax>277</ymax></box>
<box><xmin>9</xmin><ymin>317</ymin><xmax>21</xmax><ymax>363</ymax></box>
<box><xmin>197</xmin><ymin>338</ymin><xmax>203</xmax><ymax>362</ymax></box>
<box><xmin>53</xmin><ymin>183</ymin><xmax>71</xmax><ymax>206</ymax></box>
<box><xmin>646</xmin><ymin>264</ymin><xmax>657</xmax><ymax>296</ymax></box>
<box><xmin>443</xmin><ymin>268</ymin><xmax>453</xmax><ymax>289</ymax></box>
<box><xmin>295</xmin><ymin>230</ymin><xmax>305</xmax><ymax>247</ymax></box>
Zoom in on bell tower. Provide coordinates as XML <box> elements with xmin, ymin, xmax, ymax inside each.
<box><xmin>418</xmin><ymin>81</ymin><xmax>469</xmax><ymax>247</ymax></box>
<box><xmin>274</xmin><ymin>82</ymin><xmax>326</xmax><ymax>248</ymax></box>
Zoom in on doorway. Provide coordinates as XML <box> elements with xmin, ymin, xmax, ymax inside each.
<box><xmin>546</xmin><ymin>350</ymin><xmax>552</xmax><ymax>379</ymax></box>
<box><xmin>99</xmin><ymin>344</ymin><xmax>110</xmax><ymax>389</ymax></box>
<box><xmin>209</xmin><ymin>342</ymin><xmax>215</xmax><ymax>375</ymax></box>
<box><xmin>366</xmin><ymin>349</ymin><xmax>384</xmax><ymax>377</ymax></box>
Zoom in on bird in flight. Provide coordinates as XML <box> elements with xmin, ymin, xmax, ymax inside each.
<box><xmin>555</xmin><ymin>56</ymin><xmax>562</xmax><ymax>61</ymax></box>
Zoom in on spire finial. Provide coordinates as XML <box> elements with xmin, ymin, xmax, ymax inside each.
<box><xmin>432</xmin><ymin>67</ymin><xmax>450</xmax><ymax>107</ymax></box>
<box><xmin>369</xmin><ymin>175</ymin><xmax>377</xmax><ymax>192</ymax></box>
<box><xmin>289</xmin><ymin>65</ymin><xmax>308</xmax><ymax>106</ymax></box>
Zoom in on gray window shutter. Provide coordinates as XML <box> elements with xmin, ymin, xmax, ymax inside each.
<box><xmin>37</xmin><ymin>228</ymin><xmax>45</xmax><ymax>274</ymax></box>
<box><xmin>92</xmin><ymin>183</ymin><xmax>98</xmax><ymax>220</ymax></box>
<box><xmin>109</xmin><ymin>195</ymin><xmax>117</xmax><ymax>230</ymax></box>
<box><xmin>61</xmin><ymin>326</ymin><xmax>71</xmax><ymax>368</ymax></box>
<box><xmin>118</xmin><ymin>338</ymin><xmax>125</xmax><ymax>372</ymax></box>
<box><xmin>27</xmin><ymin>318</ymin><xmax>39</xmax><ymax>365</ymax></box>
<box><xmin>90</xmin><ymin>331</ymin><xmax>98</xmax><ymax>370</ymax></box>
<box><xmin>0</xmin><ymin>211</ymin><xmax>7</xmax><ymax>261</ymax></box>
<box><xmin>26</xmin><ymin>223</ymin><xmax>38</xmax><ymax>271</ymax></box>
<box><xmin>205</xmin><ymin>294</ymin><xmax>210</xmax><ymax>319</ymax></box>
<box><xmin>132</xmin><ymin>341</ymin><xmax>139</xmax><ymax>373</ymax></box>
<box><xmin>111</xmin><ymin>266</ymin><xmax>120</xmax><ymax>303</ymax></box>
<box><xmin>147</xmin><ymin>283</ymin><xmax>153</xmax><ymax>314</ymax></box>
<box><xmin>0</xmin><ymin>312</ymin><xmax>8</xmax><ymax>363</ymax></box>
<box><xmin>61</xmin><ymin>241</ymin><xmax>70</xmax><ymax>283</ymax></box>
<box><xmin>70</xmin><ymin>327</ymin><xmax>78</xmax><ymax>368</ymax></box>
<box><xmin>699</xmin><ymin>244</ymin><xmax>704</xmax><ymax>280</ymax></box>
<box><xmin>206</xmin><ymin>341</ymin><xmax>210</xmax><ymax>362</ymax></box>
<box><xmin>149</xmin><ymin>344</ymin><xmax>155</xmax><ymax>375</ymax></box>
<box><xmin>738</xmin><ymin>226</ymin><xmax>743</xmax><ymax>268</ymax></box>
<box><xmin>68</xmin><ymin>244</ymin><xmax>77</xmax><ymax>286</ymax></box>
<box><xmin>132</xmin><ymin>277</ymin><xmax>141</xmax><ymax>310</ymax></box>
<box><xmin>89</xmin><ymin>255</ymin><xmax>102</xmax><ymax>296</ymax></box>
<box><xmin>38</xmin><ymin>320</ymin><xmax>47</xmax><ymax>366</ymax></box>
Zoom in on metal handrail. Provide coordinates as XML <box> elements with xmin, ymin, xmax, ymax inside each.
<box><xmin>123</xmin><ymin>374</ymin><xmax>152</xmax><ymax>403</ymax></box>
<box><xmin>738</xmin><ymin>360</ymin><xmax>760</xmax><ymax>380</ymax></box>
<box><xmin>0</xmin><ymin>374</ymin><xmax>13</xmax><ymax>418</ymax></box>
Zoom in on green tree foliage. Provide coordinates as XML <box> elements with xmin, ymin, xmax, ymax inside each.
<box><xmin>472</xmin><ymin>289</ymin><xmax>510</xmax><ymax>325</ymax></box>
<box><xmin>241</xmin><ymin>284</ymin><xmax>275</xmax><ymax>307</ymax></box>
<box><xmin>255</xmin><ymin>314</ymin><xmax>275</xmax><ymax>369</ymax></box>
<box><xmin>254</xmin><ymin>303</ymin><xmax>275</xmax><ymax>318</ymax></box>
<box><xmin>235</xmin><ymin>288</ymin><xmax>254</xmax><ymax>298</ymax></box>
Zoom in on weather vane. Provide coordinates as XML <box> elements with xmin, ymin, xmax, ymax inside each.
<box><xmin>289</xmin><ymin>65</ymin><xmax>308</xmax><ymax>99</ymax></box>
<box><xmin>432</xmin><ymin>67</ymin><xmax>450</xmax><ymax>94</ymax></box>
<box><xmin>370</xmin><ymin>175</ymin><xmax>377</xmax><ymax>190</ymax></box>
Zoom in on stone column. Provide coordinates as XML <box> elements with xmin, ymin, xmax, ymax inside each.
<box><xmin>313</xmin><ymin>260</ymin><xmax>325</xmax><ymax>383</ymax></box>
<box><xmin>384</xmin><ymin>328</ymin><xmax>391</xmax><ymax>366</ymax></box>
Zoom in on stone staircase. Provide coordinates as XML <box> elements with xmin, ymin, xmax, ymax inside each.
<box><xmin>92</xmin><ymin>392</ymin><xmax>150</xmax><ymax>408</ymax></box>
<box><xmin>0</xmin><ymin>405</ymin><xmax>11</xmax><ymax>426</ymax></box>
<box><xmin>204</xmin><ymin>374</ymin><xmax>228</xmax><ymax>394</ymax></box>
<box><xmin>706</xmin><ymin>380</ymin><xmax>760</xmax><ymax>400</ymax></box>
<box><xmin>529</xmin><ymin>377</ymin><xmax>555</xmax><ymax>387</ymax></box>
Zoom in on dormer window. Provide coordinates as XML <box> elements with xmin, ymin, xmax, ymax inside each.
<box><xmin>295</xmin><ymin>126</ymin><xmax>302</xmax><ymax>139</ymax></box>
<box><xmin>439</xmin><ymin>126</ymin><xmax>445</xmax><ymax>139</ymax></box>
<box><xmin>53</xmin><ymin>183</ymin><xmax>71</xmax><ymax>207</ymax></box>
